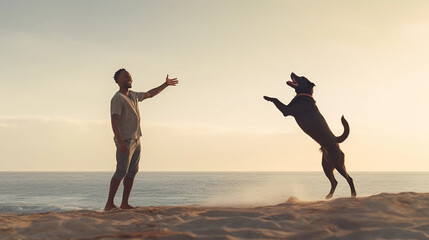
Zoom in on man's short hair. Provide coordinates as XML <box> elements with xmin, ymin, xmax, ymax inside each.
<box><xmin>113</xmin><ymin>68</ymin><xmax>126</xmax><ymax>83</ymax></box>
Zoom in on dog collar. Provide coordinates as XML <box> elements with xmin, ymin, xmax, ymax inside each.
<box><xmin>296</xmin><ymin>93</ymin><xmax>314</xmax><ymax>98</ymax></box>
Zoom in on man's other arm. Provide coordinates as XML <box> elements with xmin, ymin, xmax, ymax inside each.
<box><xmin>111</xmin><ymin>114</ymin><xmax>129</xmax><ymax>153</ymax></box>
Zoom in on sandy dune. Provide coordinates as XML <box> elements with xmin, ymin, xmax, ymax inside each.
<box><xmin>1</xmin><ymin>192</ymin><xmax>429</xmax><ymax>240</ymax></box>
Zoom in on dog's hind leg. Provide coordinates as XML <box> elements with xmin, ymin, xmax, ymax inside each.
<box><xmin>329</xmin><ymin>147</ymin><xmax>357</xmax><ymax>198</ymax></box>
<box><xmin>321</xmin><ymin>149</ymin><xmax>337</xmax><ymax>199</ymax></box>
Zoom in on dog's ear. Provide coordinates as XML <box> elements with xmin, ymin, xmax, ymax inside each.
<box><xmin>309</xmin><ymin>82</ymin><xmax>316</xmax><ymax>87</ymax></box>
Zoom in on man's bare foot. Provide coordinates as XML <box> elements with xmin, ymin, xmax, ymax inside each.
<box><xmin>120</xmin><ymin>203</ymin><xmax>135</xmax><ymax>210</ymax></box>
<box><xmin>104</xmin><ymin>202</ymin><xmax>119</xmax><ymax>211</ymax></box>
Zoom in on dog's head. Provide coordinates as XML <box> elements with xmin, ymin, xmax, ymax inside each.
<box><xmin>287</xmin><ymin>72</ymin><xmax>315</xmax><ymax>95</ymax></box>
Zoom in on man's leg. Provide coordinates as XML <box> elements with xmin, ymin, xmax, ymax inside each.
<box><xmin>104</xmin><ymin>177</ymin><xmax>121</xmax><ymax>211</ymax></box>
<box><xmin>120</xmin><ymin>139</ymin><xmax>141</xmax><ymax>209</ymax></box>
<box><xmin>105</xmin><ymin>140</ymin><xmax>131</xmax><ymax>211</ymax></box>
<box><xmin>120</xmin><ymin>176</ymin><xmax>135</xmax><ymax>209</ymax></box>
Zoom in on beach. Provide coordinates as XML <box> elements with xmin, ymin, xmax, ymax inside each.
<box><xmin>1</xmin><ymin>192</ymin><xmax>429</xmax><ymax>240</ymax></box>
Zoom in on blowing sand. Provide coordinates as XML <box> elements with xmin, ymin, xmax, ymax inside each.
<box><xmin>1</xmin><ymin>192</ymin><xmax>429</xmax><ymax>240</ymax></box>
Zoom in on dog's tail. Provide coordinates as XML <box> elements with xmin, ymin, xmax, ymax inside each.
<box><xmin>336</xmin><ymin>115</ymin><xmax>350</xmax><ymax>143</ymax></box>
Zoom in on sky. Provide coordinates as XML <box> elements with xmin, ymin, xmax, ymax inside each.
<box><xmin>1</xmin><ymin>0</ymin><xmax>428</xmax><ymax>171</ymax></box>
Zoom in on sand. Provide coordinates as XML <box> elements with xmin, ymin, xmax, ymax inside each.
<box><xmin>1</xmin><ymin>192</ymin><xmax>429</xmax><ymax>240</ymax></box>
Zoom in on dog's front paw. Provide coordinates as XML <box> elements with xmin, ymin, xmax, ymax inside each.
<box><xmin>263</xmin><ymin>96</ymin><xmax>273</xmax><ymax>102</ymax></box>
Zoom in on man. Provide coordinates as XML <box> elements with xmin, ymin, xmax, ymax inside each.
<box><xmin>105</xmin><ymin>68</ymin><xmax>178</xmax><ymax>211</ymax></box>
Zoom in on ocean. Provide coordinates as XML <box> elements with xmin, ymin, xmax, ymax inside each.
<box><xmin>1</xmin><ymin>172</ymin><xmax>429</xmax><ymax>214</ymax></box>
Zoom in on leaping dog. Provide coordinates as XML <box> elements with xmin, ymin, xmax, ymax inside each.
<box><xmin>264</xmin><ymin>72</ymin><xmax>356</xmax><ymax>199</ymax></box>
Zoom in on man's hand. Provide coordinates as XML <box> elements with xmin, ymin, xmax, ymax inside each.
<box><xmin>118</xmin><ymin>141</ymin><xmax>130</xmax><ymax>153</ymax></box>
<box><xmin>166</xmin><ymin>74</ymin><xmax>178</xmax><ymax>86</ymax></box>
<box><xmin>143</xmin><ymin>75</ymin><xmax>179</xmax><ymax>100</ymax></box>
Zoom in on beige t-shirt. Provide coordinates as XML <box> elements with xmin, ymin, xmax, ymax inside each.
<box><xmin>110</xmin><ymin>90</ymin><xmax>145</xmax><ymax>141</ymax></box>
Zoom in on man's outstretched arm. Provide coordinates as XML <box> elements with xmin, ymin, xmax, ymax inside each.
<box><xmin>143</xmin><ymin>74</ymin><xmax>178</xmax><ymax>100</ymax></box>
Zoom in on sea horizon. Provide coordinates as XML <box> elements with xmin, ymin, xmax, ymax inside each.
<box><xmin>2</xmin><ymin>170</ymin><xmax>429</xmax><ymax>173</ymax></box>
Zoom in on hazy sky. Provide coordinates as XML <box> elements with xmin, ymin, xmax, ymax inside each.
<box><xmin>1</xmin><ymin>0</ymin><xmax>428</xmax><ymax>171</ymax></box>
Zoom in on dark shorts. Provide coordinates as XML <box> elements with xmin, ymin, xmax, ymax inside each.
<box><xmin>113</xmin><ymin>138</ymin><xmax>141</xmax><ymax>180</ymax></box>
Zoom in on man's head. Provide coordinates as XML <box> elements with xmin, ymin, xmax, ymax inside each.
<box><xmin>287</xmin><ymin>72</ymin><xmax>315</xmax><ymax>95</ymax></box>
<box><xmin>114</xmin><ymin>68</ymin><xmax>133</xmax><ymax>89</ymax></box>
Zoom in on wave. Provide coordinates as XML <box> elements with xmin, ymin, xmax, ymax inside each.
<box><xmin>0</xmin><ymin>204</ymin><xmax>94</xmax><ymax>214</ymax></box>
